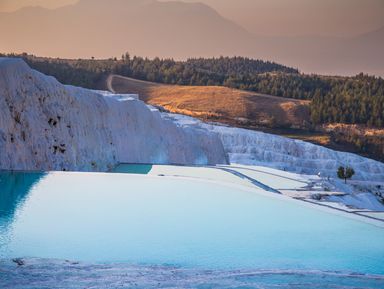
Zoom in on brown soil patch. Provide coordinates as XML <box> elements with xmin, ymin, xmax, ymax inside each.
<box><xmin>109</xmin><ymin>75</ymin><xmax>311</xmax><ymax>129</ymax></box>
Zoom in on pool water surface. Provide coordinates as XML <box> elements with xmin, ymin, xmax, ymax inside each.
<box><xmin>0</xmin><ymin>170</ymin><xmax>384</xmax><ymax>286</ymax></box>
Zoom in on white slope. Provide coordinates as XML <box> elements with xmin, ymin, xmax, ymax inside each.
<box><xmin>166</xmin><ymin>113</ymin><xmax>384</xmax><ymax>182</ymax></box>
<box><xmin>1</xmin><ymin>58</ymin><xmax>383</xmax><ymax>210</ymax></box>
<box><xmin>0</xmin><ymin>58</ymin><xmax>227</xmax><ymax>171</ymax></box>
<box><xmin>165</xmin><ymin>114</ymin><xmax>384</xmax><ymax>210</ymax></box>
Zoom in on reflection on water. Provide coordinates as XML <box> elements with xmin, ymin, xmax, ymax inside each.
<box><xmin>112</xmin><ymin>164</ymin><xmax>153</xmax><ymax>174</ymax></box>
<box><xmin>0</xmin><ymin>172</ymin><xmax>45</xmax><ymax>226</ymax></box>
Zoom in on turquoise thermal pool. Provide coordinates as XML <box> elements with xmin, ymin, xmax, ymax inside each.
<box><xmin>1</xmin><ymin>169</ymin><xmax>384</xmax><ymax>287</ymax></box>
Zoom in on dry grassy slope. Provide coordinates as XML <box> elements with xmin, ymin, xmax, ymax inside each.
<box><xmin>109</xmin><ymin>75</ymin><xmax>311</xmax><ymax>129</ymax></box>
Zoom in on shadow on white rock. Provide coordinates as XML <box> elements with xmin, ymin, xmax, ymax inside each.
<box><xmin>0</xmin><ymin>58</ymin><xmax>227</xmax><ymax>171</ymax></box>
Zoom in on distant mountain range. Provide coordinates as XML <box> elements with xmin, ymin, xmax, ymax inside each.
<box><xmin>1</xmin><ymin>0</ymin><xmax>383</xmax><ymax>76</ymax></box>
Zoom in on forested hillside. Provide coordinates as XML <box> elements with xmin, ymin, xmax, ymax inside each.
<box><xmin>3</xmin><ymin>53</ymin><xmax>383</xmax><ymax>128</ymax></box>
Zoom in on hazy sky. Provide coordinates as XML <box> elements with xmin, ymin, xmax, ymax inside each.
<box><xmin>186</xmin><ymin>0</ymin><xmax>384</xmax><ymax>37</ymax></box>
<box><xmin>1</xmin><ymin>0</ymin><xmax>383</xmax><ymax>37</ymax></box>
<box><xmin>0</xmin><ymin>0</ymin><xmax>75</xmax><ymax>11</ymax></box>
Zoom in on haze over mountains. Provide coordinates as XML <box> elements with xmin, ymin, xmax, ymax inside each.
<box><xmin>2</xmin><ymin>0</ymin><xmax>383</xmax><ymax>37</ymax></box>
<box><xmin>1</xmin><ymin>0</ymin><xmax>383</xmax><ymax>76</ymax></box>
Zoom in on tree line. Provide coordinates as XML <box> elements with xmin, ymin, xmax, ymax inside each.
<box><xmin>3</xmin><ymin>52</ymin><xmax>383</xmax><ymax>128</ymax></box>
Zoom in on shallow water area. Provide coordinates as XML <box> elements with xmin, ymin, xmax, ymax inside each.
<box><xmin>1</xmin><ymin>168</ymin><xmax>384</xmax><ymax>288</ymax></box>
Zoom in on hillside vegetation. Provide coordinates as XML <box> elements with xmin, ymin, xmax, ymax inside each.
<box><xmin>5</xmin><ymin>53</ymin><xmax>383</xmax><ymax>128</ymax></box>
<box><xmin>110</xmin><ymin>75</ymin><xmax>310</xmax><ymax>129</ymax></box>
<box><xmin>2</xmin><ymin>53</ymin><xmax>383</xmax><ymax>161</ymax></box>
<box><xmin>109</xmin><ymin>75</ymin><xmax>384</xmax><ymax>161</ymax></box>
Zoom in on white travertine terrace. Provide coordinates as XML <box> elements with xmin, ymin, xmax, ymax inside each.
<box><xmin>0</xmin><ymin>58</ymin><xmax>227</xmax><ymax>171</ymax></box>
<box><xmin>167</xmin><ymin>114</ymin><xmax>384</xmax><ymax>182</ymax></box>
<box><xmin>1</xmin><ymin>57</ymin><xmax>384</xmax><ymax>181</ymax></box>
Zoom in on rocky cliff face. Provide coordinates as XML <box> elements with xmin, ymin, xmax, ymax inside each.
<box><xmin>0</xmin><ymin>58</ymin><xmax>227</xmax><ymax>171</ymax></box>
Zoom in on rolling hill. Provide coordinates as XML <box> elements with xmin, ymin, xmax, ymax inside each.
<box><xmin>108</xmin><ymin>74</ymin><xmax>384</xmax><ymax>162</ymax></box>
<box><xmin>108</xmin><ymin>74</ymin><xmax>311</xmax><ymax>130</ymax></box>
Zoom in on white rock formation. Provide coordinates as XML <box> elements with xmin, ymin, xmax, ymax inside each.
<box><xmin>167</xmin><ymin>114</ymin><xmax>384</xmax><ymax>182</ymax></box>
<box><xmin>1</xmin><ymin>57</ymin><xmax>384</xmax><ymax>185</ymax></box>
<box><xmin>0</xmin><ymin>58</ymin><xmax>227</xmax><ymax>171</ymax></box>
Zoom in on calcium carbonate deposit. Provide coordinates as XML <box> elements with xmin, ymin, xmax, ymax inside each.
<box><xmin>0</xmin><ymin>58</ymin><xmax>227</xmax><ymax>171</ymax></box>
<box><xmin>1</xmin><ymin>57</ymin><xmax>384</xmax><ymax>184</ymax></box>
<box><xmin>166</xmin><ymin>114</ymin><xmax>384</xmax><ymax>182</ymax></box>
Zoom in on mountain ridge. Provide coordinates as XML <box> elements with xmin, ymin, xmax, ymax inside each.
<box><xmin>0</xmin><ymin>0</ymin><xmax>253</xmax><ymax>59</ymax></box>
<box><xmin>0</xmin><ymin>0</ymin><xmax>383</xmax><ymax>76</ymax></box>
